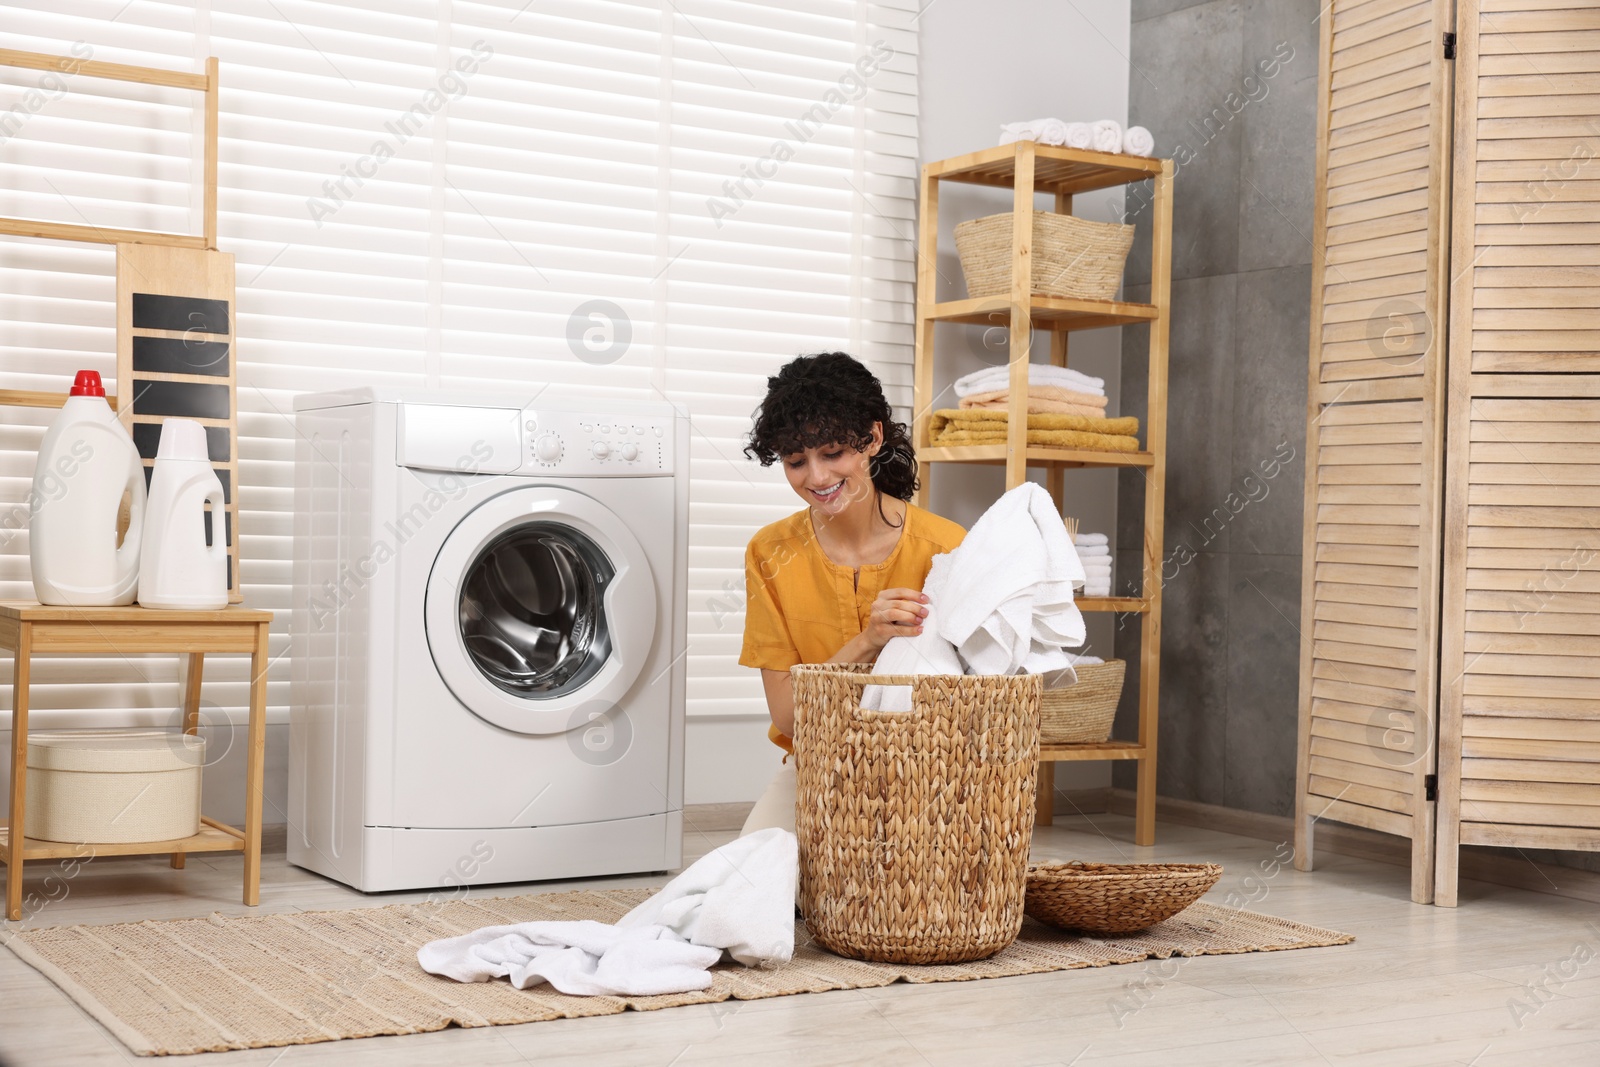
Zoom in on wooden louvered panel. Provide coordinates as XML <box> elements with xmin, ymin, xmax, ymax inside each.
<box><xmin>1299</xmin><ymin>0</ymin><xmax>1450</xmax><ymax>905</ymax></box>
<box><xmin>1452</xmin><ymin>5</ymin><xmax>1600</xmax><ymax>377</ymax></box>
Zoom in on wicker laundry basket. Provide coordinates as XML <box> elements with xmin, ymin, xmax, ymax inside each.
<box><xmin>25</xmin><ymin>730</ymin><xmax>205</xmax><ymax>844</ymax></box>
<box><xmin>791</xmin><ymin>663</ymin><xmax>1043</xmax><ymax>965</ymax></box>
<box><xmin>1039</xmin><ymin>659</ymin><xmax>1125</xmax><ymax>745</ymax></box>
<box><xmin>954</xmin><ymin>211</ymin><xmax>1135</xmax><ymax>301</ymax></box>
<box><xmin>1024</xmin><ymin>862</ymin><xmax>1223</xmax><ymax>934</ymax></box>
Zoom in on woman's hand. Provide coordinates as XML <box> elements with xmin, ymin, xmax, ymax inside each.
<box><xmin>863</xmin><ymin>587</ymin><xmax>929</xmax><ymax>652</ymax></box>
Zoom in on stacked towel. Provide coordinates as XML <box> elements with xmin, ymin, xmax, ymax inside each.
<box><xmin>929</xmin><ymin>409</ymin><xmax>1140</xmax><ymax>454</ymax></box>
<box><xmin>997</xmin><ymin>118</ymin><xmax>1156</xmax><ymax>158</ymax></box>
<box><xmin>954</xmin><ymin>364</ymin><xmax>1105</xmax><ymax>399</ymax></box>
<box><xmin>864</xmin><ymin>483</ymin><xmax>1087</xmax><ymax>711</ymax></box>
<box><xmin>1075</xmin><ymin>531</ymin><xmax>1112</xmax><ymax>598</ymax></box>
<box><xmin>418</xmin><ymin>828</ymin><xmax>797</xmax><ymax>996</ymax></box>
<box><xmin>959</xmin><ymin>384</ymin><xmax>1110</xmax><ymax>418</ymax></box>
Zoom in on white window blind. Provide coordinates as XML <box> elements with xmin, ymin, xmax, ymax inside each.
<box><xmin>0</xmin><ymin>0</ymin><xmax>920</xmax><ymax>727</ymax></box>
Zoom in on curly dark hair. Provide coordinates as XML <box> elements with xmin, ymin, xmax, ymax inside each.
<box><xmin>744</xmin><ymin>352</ymin><xmax>919</xmax><ymax>524</ymax></box>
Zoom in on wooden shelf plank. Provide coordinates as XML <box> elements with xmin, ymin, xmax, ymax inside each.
<box><xmin>927</xmin><ymin>143</ymin><xmax>1163</xmax><ymax>195</ymax></box>
<box><xmin>0</xmin><ymin>822</ymin><xmax>246</xmax><ymax>863</ymax></box>
<box><xmin>1039</xmin><ymin>741</ymin><xmax>1147</xmax><ymax>761</ymax></box>
<box><xmin>927</xmin><ymin>295</ymin><xmax>1158</xmax><ymax>331</ymax></box>
<box><xmin>921</xmin><ymin>444</ymin><xmax>1154</xmax><ymax>468</ymax></box>
<box><xmin>1076</xmin><ymin>597</ymin><xmax>1147</xmax><ymax>613</ymax></box>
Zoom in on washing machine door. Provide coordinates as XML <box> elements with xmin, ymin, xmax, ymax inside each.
<box><xmin>424</xmin><ymin>486</ymin><xmax>656</xmax><ymax>734</ymax></box>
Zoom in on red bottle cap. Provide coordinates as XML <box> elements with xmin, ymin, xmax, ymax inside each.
<box><xmin>70</xmin><ymin>370</ymin><xmax>105</xmax><ymax>397</ymax></box>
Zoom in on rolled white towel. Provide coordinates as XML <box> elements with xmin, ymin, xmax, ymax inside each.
<box><xmin>1063</xmin><ymin>121</ymin><xmax>1093</xmax><ymax>149</ymax></box>
<box><xmin>1036</xmin><ymin>117</ymin><xmax>1069</xmax><ymax>146</ymax></box>
<box><xmin>1091</xmin><ymin>119</ymin><xmax>1123</xmax><ymax>154</ymax></box>
<box><xmin>1074</xmin><ymin>532</ymin><xmax>1110</xmax><ymax>547</ymax></box>
<box><xmin>1122</xmin><ymin>125</ymin><xmax>1155</xmax><ymax>156</ymax></box>
<box><xmin>998</xmin><ymin>120</ymin><xmax>1039</xmax><ymax>146</ymax></box>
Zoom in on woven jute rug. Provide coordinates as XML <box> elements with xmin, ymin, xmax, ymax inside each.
<box><xmin>7</xmin><ymin>888</ymin><xmax>1353</xmax><ymax>1056</ymax></box>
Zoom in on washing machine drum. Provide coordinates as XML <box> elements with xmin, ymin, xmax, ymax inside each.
<box><xmin>425</xmin><ymin>487</ymin><xmax>656</xmax><ymax>735</ymax></box>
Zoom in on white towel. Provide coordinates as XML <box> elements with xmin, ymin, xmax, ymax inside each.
<box><xmin>1091</xmin><ymin>119</ymin><xmax>1123</xmax><ymax>154</ymax></box>
<box><xmin>1036</xmin><ymin>117</ymin><xmax>1069</xmax><ymax>146</ymax></box>
<box><xmin>998</xmin><ymin>120</ymin><xmax>1037</xmax><ymax>145</ymax></box>
<box><xmin>1083</xmin><ymin>583</ymin><xmax>1112</xmax><ymax>597</ymax></box>
<box><xmin>953</xmin><ymin>364</ymin><xmax>1105</xmax><ymax>399</ymax></box>
<box><xmin>1075</xmin><ymin>544</ymin><xmax>1111</xmax><ymax>556</ymax></box>
<box><xmin>1074</xmin><ymin>532</ymin><xmax>1109</xmax><ymax>547</ymax></box>
<box><xmin>1064</xmin><ymin>121</ymin><xmax>1093</xmax><ymax>149</ymax></box>
<box><xmin>1080</xmin><ymin>561</ymin><xmax>1112</xmax><ymax>574</ymax></box>
<box><xmin>1122</xmin><ymin>125</ymin><xmax>1155</xmax><ymax>156</ymax></box>
<box><xmin>865</xmin><ymin>484</ymin><xmax>1086</xmax><ymax>711</ymax></box>
<box><xmin>418</xmin><ymin>829</ymin><xmax>798</xmax><ymax>996</ymax></box>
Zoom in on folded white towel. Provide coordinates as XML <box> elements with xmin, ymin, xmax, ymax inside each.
<box><xmin>1122</xmin><ymin>125</ymin><xmax>1155</xmax><ymax>156</ymax></box>
<box><xmin>865</xmin><ymin>484</ymin><xmax>1086</xmax><ymax>711</ymax></box>
<box><xmin>1080</xmin><ymin>560</ymin><xmax>1112</xmax><ymax>572</ymax></box>
<box><xmin>1036</xmin><ymin>117</ymin><xmax>1069</xmax><ymax>145</ymax></box>
<box><xmin>1083</xmin><ymin>583</ymin><xmax>1112</xmax><ymax>597</ymax></box>
<box><xmin>1067</xmin><ymin>652</ymin><xmax>1104</xmax><ymax>667</ymax></box>
<box><xmin>1091</xmin><ymin>119</ymin><xmax>1123</xmax><ymax>154</ymax></box>
<box><xmin>418</xmin><ymin>829</ymin><xmax>798</xmax><ymax>996</ymax></box>
<box><xmin>953</xmin><ymin>364</ymin><xmax>1105</xmax><ymax>399</ymax></box>
<box><xmin>1074</xmin><ymin>532</ymin><xmax>1110</xmax><ymax>547</ymax></box>
<box><xmin>1064</xmin><ymin>121</ymin><xmax>1093</xmax><ymax>149</ymax></box>
<box><xmin>1075</xmin><ymin>542</ymin><xmax>1111</xmax><ymax>554</ymax></box>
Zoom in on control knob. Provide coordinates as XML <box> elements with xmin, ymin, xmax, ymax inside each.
<box><xmin>620</xmin><ymin>442</ymin><xmax>639</xmax><ymax>462</ymax></box>
<box><xmin>591</xmin><ymin>440</ymin><xmax>611</xmax><ymax>459</ymax></box>
<box><xmin>534</xmin><ymin>434</ymin><xmax>563</xmax><ymax>463</ymax></box>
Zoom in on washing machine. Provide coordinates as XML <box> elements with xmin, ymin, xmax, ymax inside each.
<box><xmin>287</xmin><ymin>388</ymin><xmax>687</xmax><ymax>892</ymax></box>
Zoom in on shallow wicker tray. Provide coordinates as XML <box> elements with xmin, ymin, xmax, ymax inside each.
<box><xmin>1024</xmin><ymin>861</ymin><xmax>1223</xmax><ymax>934</ymax></box>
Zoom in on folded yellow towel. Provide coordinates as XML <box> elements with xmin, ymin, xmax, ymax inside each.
<box><xmin>962</xmin><ymin>398</ymin><xmax>1107</xmax><ymax>418</ymax></box>
<box><xmin>928</xmin><ymin>409</ymin><xmax>1141</xmax><ymax>452</ymax></box>
<box><xmin>958</xmin><ymin>385</ymin><xmax>1109</xmax><ymax>410</ymax></box>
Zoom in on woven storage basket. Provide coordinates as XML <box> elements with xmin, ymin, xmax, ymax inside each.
<box><xmin>792</xmin><ymin>663</ymin><xmax>1043</xmax><ymax>965</ymax></box>
<box><xmin>1024</xmin><ymin>862</ymin><xmax>1223</xmax><ymax>934</ymax></box>
<box><xmin>25</xmin><ymin>730</ymin><xmax>204</xmax><ymax>844</ymax></box>
<box><xmin>1039</xmin><ymin>659</ymin><xmax>1125</xmax><ymax>745</ymax></box>
<box><xmin>954</xmin><ymin>211</ymin><xmax>1135</xmax><ymax>301</ymax></box>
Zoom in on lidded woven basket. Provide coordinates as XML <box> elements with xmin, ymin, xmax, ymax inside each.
<box><xmin>954</xmin><ymin>210</ymin><xmax>1135</xmax><ymax>301</ymax></box>
<box><xmin>791</xmin><ymin>663</ymin><xmax>1043</xmax><ymax>965</ymax></box>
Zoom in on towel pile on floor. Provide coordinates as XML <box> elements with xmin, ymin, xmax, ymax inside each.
<box><xmin>956</xmin><ymin>363</ymin><xmax>1110</xmax><ymax>418</ymax></box>
<box><xmin>998</xmin><ymin>117</ymin><xmax>1155</xmax><ymax>157</ymax></box>
<box><xmin>1075</xmin><ymin>531</ymin><xmax>1112</xmax><ymax>598</ymax></box>
<box><xmin>417</xmin><ymin>828</ymin><xmax>797</xmax><ymax>997</ymax></box>
<box><xmin>863</xmin><ymin>483</ymin><xmax>1087</xmax><ymax>711</ymax></box>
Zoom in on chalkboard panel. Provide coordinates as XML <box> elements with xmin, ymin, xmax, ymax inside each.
<box><xmin>132</xmin><ymin>335</ymin><xmax>230</xmax><ymax>377</ymax></box>
<box><xmin>132</xmin><ymin>293</ymin><xmax>230</xmax><ymax>335</ymax></box>
<box><xmin>131</xmin><ymin>380</ymin><xmax>231</xmax><ymax>420</ymax></box>
<box><xmin>132</xmin><ymin>423</ymin><xmax>230</xmax><ymax>463</ymax></box>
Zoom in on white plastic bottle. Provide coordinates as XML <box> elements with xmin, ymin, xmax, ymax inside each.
<box><xmin>29</xmin><ymin>370</ymin><xmax>146</xmax><ymax>606</ymax></box>
<box><xmin>139</xmin><ymin>418</ymin><xmax>229</xmax><ymax>610</ymax></box>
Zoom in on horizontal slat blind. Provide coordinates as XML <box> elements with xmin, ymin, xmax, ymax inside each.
<box><xmin>0</xmin><ymin>0</ymin><xmax>919</xmax><ymax>725</ymax></box>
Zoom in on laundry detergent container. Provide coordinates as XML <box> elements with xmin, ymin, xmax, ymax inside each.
<box><xmin>791</xmin><ymin>664</ymin><xmax>1042</xmax><ymax>964</ymax></box>
<box><xmin>25</xmin><ymin>730</ymin><xmax>205</xmax><ymax>843</ymax></box>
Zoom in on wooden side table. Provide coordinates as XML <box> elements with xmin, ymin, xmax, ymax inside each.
<box><xmin>1</xmin><ymin>601</ymin><xmax>273</xmax><ymax>921</ymax></box>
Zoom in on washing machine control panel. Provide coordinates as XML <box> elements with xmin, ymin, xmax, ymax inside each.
<box><xmin>520</xmin><ymin>410</ymin><xmax>674</xmax><ymax>475</ymax></box>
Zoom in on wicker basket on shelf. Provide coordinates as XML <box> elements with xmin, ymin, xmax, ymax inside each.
<box><xmin>1039</xmin><ymin>659</ymin><xmax>1125</xmax><ymax>745</ymax></box>
<box><xmin>791</xmin><ymin>663</ymin><xmax>1043</xmax><ymax>965</ymax></box>
<box><xmin>954</xmin><ymin>211</ymin><xmax>1135</xmax><ymax>301</ymax></box>
<box><xmin>1024</xmin><ymin>861</ymin><xmax>1223</xmax><ymax>934</ymax></box>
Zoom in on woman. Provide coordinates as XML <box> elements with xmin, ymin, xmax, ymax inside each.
<box><xmin>738</xmin><ymin>352</ymin><xmax>965</xmax><ymax>835</ymax></box>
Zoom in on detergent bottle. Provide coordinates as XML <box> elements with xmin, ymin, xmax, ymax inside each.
<box><xmin>29</xmin><ymin>370</ymin><xmax>146</xmax><ymax>606</ymax></box>
<box><xmin>138</xmin><ymin>418</ymin><xmax>228</xmax><ymax>610</ymax></box>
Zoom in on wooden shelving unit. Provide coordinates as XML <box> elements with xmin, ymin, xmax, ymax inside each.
<box><xmin>911</xmin><ymin>142</ymin><xmax>1173</xmax><ymax>847</ymax></box>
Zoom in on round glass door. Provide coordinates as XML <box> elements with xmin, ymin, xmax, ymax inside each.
<box><xmin>425</xmin><ymin>485</ymin><xmax>656</xmax><ymax>734</ymax></box>
<box><xmin>459</xmin><ymin>522</ymin><xmax>614</xmax><ymax>698</ymax></box>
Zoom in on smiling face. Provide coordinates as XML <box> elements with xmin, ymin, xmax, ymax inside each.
<box><xmin>781</xmin><ymin>422</ymin><xmax>882</xmax><ymax>516</ymax></box>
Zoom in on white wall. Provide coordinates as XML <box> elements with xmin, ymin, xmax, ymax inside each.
<box><xmin>918</xmin><ymin>0</ymin><xmax>1133</xmax><ymax>797</ymax></box>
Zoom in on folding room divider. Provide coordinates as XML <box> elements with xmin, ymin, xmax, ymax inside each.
<box><xmin>1296</xmin><ymin>0</ymin><xmax>1600</xmax><ymax>906</ymax></box>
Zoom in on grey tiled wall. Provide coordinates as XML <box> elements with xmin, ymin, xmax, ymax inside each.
<box><xmin>1112</xmin><ymin>0</ymin><xmax>1319</xmax><ymax>816</ymax></box>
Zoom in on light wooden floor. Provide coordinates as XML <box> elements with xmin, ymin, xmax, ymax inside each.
<box><xmin>2</xmin><ymin>807</ymin><xmax>1598</xmax><ymax>1067</ymax></box>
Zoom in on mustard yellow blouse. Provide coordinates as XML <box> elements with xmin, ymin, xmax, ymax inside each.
<box><xmin>739</xmin><ymin>502</ymin><xmax>966</xmax><ymax>752</ymax></box>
